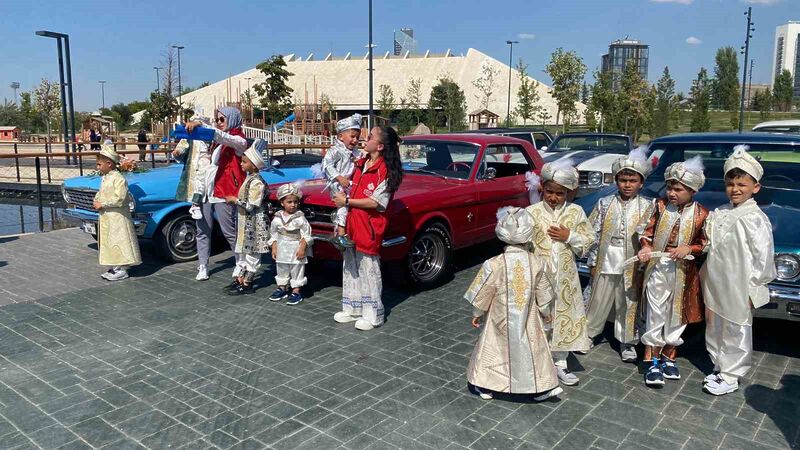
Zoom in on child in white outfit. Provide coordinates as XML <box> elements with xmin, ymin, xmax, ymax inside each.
<box><xmin>268</xmin><ymin>183</ymin><xmax>313</xmax><ymax>305</ymax></box>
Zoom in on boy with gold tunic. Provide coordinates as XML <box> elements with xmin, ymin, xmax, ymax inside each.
<box><xmin>526</xmin><ymin>160</ymin><xmax>595</xmax><ymax>386</ymax></box>
<box><xmin>638</xmin><ymin>156</ymin><xmax>708</xmax><ymax>386</ymax></box>
<box><xmin>700</xmin><ymin>146</ymin><xmax>776</xmax><ymax>396</ymax></box>
<box><xmin>586</xmin><ymin>148</ymin><xmax>655</xmax><ymax>363</ymax></box>
<box><xmin>466</xmin><ymin>207</ymin><xmax>562</xmax><ymax>402</ymax></box>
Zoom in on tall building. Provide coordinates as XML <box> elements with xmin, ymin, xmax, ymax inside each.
<box><xmin>601</xmin><ymin>39</ymin><xmax>649</xmax><ymax>90</ymax></box>
<box><xmin>771</xmin><ymin>21</ymin><xmax>800</xmax><ymax>98</ymax></box>
<box><xmin>393</xmin><ymin>28</ymin><xmax>416</xmax><ymax>56</ymax></box>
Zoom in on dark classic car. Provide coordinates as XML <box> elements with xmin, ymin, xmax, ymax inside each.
<box><xmin>459</xmin><ymin>127</ymin><xmax>554</xmax><ymax>150</ymax></box>
<box><xmin>273</xmin><ymin>134</ymin><xmax>544</xmax><ymax>288</ymax></box>
<box><xmin>575</xmin><ymin>132</ymin><xmax>800</xmax><ymax>322</ymax></box>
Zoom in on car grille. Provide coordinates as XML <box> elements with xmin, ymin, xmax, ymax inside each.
<box><xmin>65</xmin><ymin>188</ymin><xmax>98</xmax><ymax>211</ymax></box>
<box><xmin>269</xmin><ymin>201</ymin><xmax>335</xmax><ymax>225</ymax></box>
<box><xmin>578</xmin><ymin>171</ymin><xmax>590</xmax><ymax>185</ymax></box>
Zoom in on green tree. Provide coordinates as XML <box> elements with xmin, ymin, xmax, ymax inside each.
<box><xmin>752</xmin><ymin>88</ymin><xmax>773</xmax><ymax>119</ymax></box>
<box><xmin>514</xmin><ymin>59</ymin><xmax>541</xmax><ymax>125</ymax></box>
<box><xmin>617</xmin><ymin>61</ymin><xmax>649</xmax><ymax>141</ymax></box>
<box><xmin>0</xmin><ymin>100</ymin><xmax>23</xmax><ymax>127</ymax></box>
<box><xmin>773</xmin><ymin>69</ymin><xmax>794</xmax><ymax>112</ymax></box>
<box><xmin>377</xmin><ymin>84</ymin><xmax>395</xmax><ymax>122</ymax></box>
<box><xmin>711</xmin><ymin>47</ymin><xmax>740</xmax><ymax>129</ymax></box>
<box><xmin>428</xmin><ymin>76</ymin><xmax>467</xmax><ymax>132</ymax></box>
<box><xmin>142</xmin><ymin>90</ymin><xmax>179</xmax><ymax>133</ymax></box>
<box><xmin>472</xmin><ymin>60</ymin><xmax>500</xmax><ymax>110</ymax></box>
<box><xmin>653</xmin><ymin>66</ymin><xmax>676</xmax><ymax>137</ymax></box>
<box><xmin>253</xmin><ymin>55</ymin><xmax>294</xmax><ymax>124</ymax></box>
<box><xmin>33</xmin><ymin>78</ymin><xmax>62</xmax><ymax>141</ymax></box>
<box><xmin>396</xmin><ymin>78</ymin><xmax>423</xmax><ymax>134</ymax></box>
<box><xmin>672</xmin><ymin>92</ymin><xmax>685</xmax><ymax>130</ymax></box>
<box><xmin>690</xmin><ymin>67</ymin><xmax>711</xmax><ymax>132</ymax></box>
<box><xmin>544</xmin><ymin>48</ymin><xmax>586</xmax><ymax>131</ymax></box>
<box><xmin>581</xmin><ymin>81</ymin><xmax>589</xmax><ymax>103</ymax></box>
<box><xmin>589</xmin><ymin>69</ymin><xmax>618</xmax><ymax>132</ymax></box>
<box><xmin>537</xmin><ymin>109</ymin><xmax>552</xmax><ymax>128</ymax></box>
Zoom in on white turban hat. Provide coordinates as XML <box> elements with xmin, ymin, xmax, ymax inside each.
<box><xmin>495</xmin><ymin>206</ymin><xmax>534</xmax><ymax>245</ymax></box>
<box><xmin>541</xmin><ymin>158</ymin><xmax>579</xmax><ymax>190</ymax></box>
<box><xmin>612</xmin><ymin>145</ymin><xmax>652</xmax><ymax>179</ymax></box>
<box><xmin>665</xmin><ymin>155</ymin><xmax>705</xmax><ymax>192</ymax></box>
<box><xmin>98</xmin><ymin>144</ymin><xmax>120</xmax><ymax>163</ymax></box>
<box><xmin>336</xmin><ymin>113</ymin><xmax>363</xmax><ymax>133</ymax></box>
<box><xmin>277</xmin><ymin>183</ymin><xmax>303</xmax><ymax>201</ymax></box>
<box><xmin>724</xmin><ymin>145</ymin><xmax>763</xmax><ymax>182</ymax></box>
<box><xmin>244</xmin><ymin>138</ymin><xmax>267</xmax><ymax>170</ymax></box>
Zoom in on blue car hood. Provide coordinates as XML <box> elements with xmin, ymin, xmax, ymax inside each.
<box><xmin>63</xmin><ymin>164</ymin><xmax>315</xmax><ymax>203</ymax></box>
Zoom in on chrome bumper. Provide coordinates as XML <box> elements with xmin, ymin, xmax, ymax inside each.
<box><xmin>62</xmin><ymin>208</ymin><xmax>148</xmax><ymax>237</ymax></box>
<box><xmin>311</xmin><ymin>233</ymin><xmax>407</xmax><ymax>248</ymax></box>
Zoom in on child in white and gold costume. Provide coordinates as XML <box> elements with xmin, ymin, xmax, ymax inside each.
<box><xmin>465</xmin><ymin>207</ymin><xmax>562</xmax><ymax>402</ymax></box>
<box><xmin>267</xmin><ymin>183</ymin><xmax>313</xmax><ymax>305</ymax></box>
<box><xmin>585</xmin><ymin>148</ymin><xmax>655</xmax><ymax>363</ymax></box>
<box><xmin>93</xmin><ymin>145</ymin><xmax>141</xmax><ymax>281</ymax></box>
<box><xmin>700</xmin><ymin>146</ymin><xmax>776</xmax><ymax>396</ymax></box>
<box><xmin>526</xmin><ymin>160</ymin><xmax>595</xmax><ymax>386</ymax></box>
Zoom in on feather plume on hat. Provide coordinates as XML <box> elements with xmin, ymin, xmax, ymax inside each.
<box><xmin>665</xmin><ymin>155</ymin><xmax>706</xmax><ymax>191</ymax></box>
<box><xmin>612</xmin><ymin>145</ymin><xmax>652</xmax><ymax>178</ymax></box>
<box><xmin>525</xmin><ymin>171</ymin><xmax>542</xmax><ymax>205</ymax></box>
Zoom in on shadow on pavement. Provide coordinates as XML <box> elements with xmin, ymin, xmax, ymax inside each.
<box><xmin>745</xmin><ymin>374</ymin><xmax>800</xmax><ymax>447</ymax></box>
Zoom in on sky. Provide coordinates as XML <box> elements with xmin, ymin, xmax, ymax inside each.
<box><xmin>1</xmin><ymin>0</ymin><xmax>797</xmax><ymax>112</ymax></box>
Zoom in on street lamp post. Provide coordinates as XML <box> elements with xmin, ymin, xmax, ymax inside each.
<box><xmin>738</xmin><ymin>7</ymin><xmax>754</xmax><ymax>133</ymax></box>
<box><xmin>172</xmin><ymin>45</ymin><xmax>184</xmax><ymax>111</ymax></box>
<box><xmin>154</xmin><ymin>67</ymin><xmax>162</xmax><ymax>92</ymax></box>
<box><xmin>99</xmin><ymin>80</ymin><xmax>106</xmax><ymax>109</ymax></box>
<box><xmin>245</xmin><ymin>77</ymin><xmax>253</xmax><ymax>122</ymax></box>
<box><xmin>36</xmin><ymin>30</ymin><xmax>74</xmax><ymax>161</ymax></box>
<box><xmin>367</xmin><ymin>0</ymin><xmax>374</xmax><ymax>129</ymax></box>
<box><xmin>506</xmin><ymin>40</ymin><xmax>519</xmax><ymax>128</ymax></box>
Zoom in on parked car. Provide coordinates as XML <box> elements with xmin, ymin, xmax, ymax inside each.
<box><xmin>574</xmin><ymin>132</ymin><xmax>800</xmax><ymax>322</ymax></box>
<box><xmin>539</xmin><ymin>132</ymin><xmax>634</xmax><ymax>197</ymax></box>
<box><xmin>277</xmin><ymin>134</ymin><xmax>544</xmax><ymax>288</ymax></box>
<box><xmin>752</xmin><ymin>119</ymin><xmax>800</xmax><ymax>134</ymax></box>
<box><xmin>62</xmin><ymin>152</ymin><xmax>320</xmax><ymax>262</ymax></box>
<box><xmin>458</xmin><ymin>127</ymin><xmax>554</xmax><ymax>150</ymax></box>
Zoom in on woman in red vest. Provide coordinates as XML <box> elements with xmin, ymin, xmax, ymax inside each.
<box><xmin>185</xmin><ymin>107</ymin><xmax>248</xmax><ymax>286</ymax></box>
<box><xmin>332</xmin><ymin>126</ymin><xmax>404</xmax><ymax>331</ymax></box>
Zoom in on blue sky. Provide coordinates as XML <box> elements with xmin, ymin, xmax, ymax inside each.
<box><xmin>1</xmin><ymin>0</ymin><xmax>797</xmax><ymax>111</ymax></box>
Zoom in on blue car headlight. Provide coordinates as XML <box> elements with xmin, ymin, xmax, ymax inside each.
<box><xmin>128</xmin><ymin>196</ymin><xmax>136</xmax><ymax>213</ymax></box>
<box><xmin>775</xmin><ymin>254</ymin><xmax>800</xmax><ymax>281</ymax></box>
<box><xmin>61</xmin><ymin>185</ymin><xmax>70</xmax><ymax>203</ymax></box>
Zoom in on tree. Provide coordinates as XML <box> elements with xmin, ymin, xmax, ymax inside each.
<box><xmin>773</xmin><ymin>69</ymin><xmax>794</xmax><ymax>112</ymax></box>
<box><xmin>711</xmin><ymin>47</ymin><xmax>740</xmax><ymax>129</ymax></box>
<box><xmin>616</xmin><ymin>61</ymin><xmax>649</xmax><ymax>141</ymax></box>
<box><xmin>428</xmin><ymin>76</ymin><xmax>467</xmax><ymax>132</ymax></box>
<box><xmin>514</xmin><ymin>59</ymin><xmax>541</xmax><ymax>125</ymax></box>
<box><xmin>160</xmin><ymin>45</ymin><xmax>179</xmax><ymax>97</ymax></box>
<box><xmin>537</xmin><ymin>109</ymin><xmax>552</xmax><ymax>128</ymax></box>
<box><xmin>253</xmin><ymin>55</ymin><xmax>294</xmax><ymax>124</ymax></box>
<box><xmin>752</xmin><ymin>88</ymin><xmax>773</xmax><ymax>119</ymax></box>
<box><xmin>33</xmin><ymin>78</ymin><xmax>61</xmax><ymax>142</ymax></box>
<box><xmin>589</xmin><ymin>69</ymin><xmax>617</xmax><ymax>132</ymax></box>
<box><xmin>545</xmin><ymin>48</ymin><xmax>586</xmax><ymax>131</ymax></box>
<box><xmin>142</xmin><ymin>90</ymin><xmax>179</xmax><ymax>134</ymax></box>
<box><xmin>581</xmin><ymin>81</ymin><xmax>589</xmax><ymax>104</ymax></box>
<box><xmin>396</xmin><ymin>78</ymin><xmax>423</xmax><ymax>134</ymax></box>
<box><xmin>0</xmin><ymin>100</ymin><xmax>23</xmax><ymax>127</ymax></box>
<box><xmin>653</xmin><ymin>67</ymin><xmax>676</xmax><ymax>138</ymax></box>
<box><xmin>672</xmin><ymin>92</ymin><xmax>685</xmax><ymax>130</ymax></box>
<box><xmin>377</xmin><ymin>84</ymin><xmax>395</xmax><ymax>122</ymax></box>
<box><xmin>472</xmin><ymin>60</ymin><xmax>500</xmax><ymax>110</ymax></box>
<box><xmin>690</xmin><ymin>68</ymin><xmax>711</xmax><ymax>132</ymax></box>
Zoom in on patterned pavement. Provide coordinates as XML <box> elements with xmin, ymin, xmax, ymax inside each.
<box><xmin>0</xmin><ymin>229</ymin><xmax>798</xmax><ymax>450</ymax></box>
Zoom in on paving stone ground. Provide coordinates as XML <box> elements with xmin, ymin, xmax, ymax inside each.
<box><xmin>0</xmin><ymin>229</ymin><xmax>798</xmax><ymax>450</ymax></box>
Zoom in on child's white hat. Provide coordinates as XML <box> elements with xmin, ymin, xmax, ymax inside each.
<box><xmin>495</xmin><ymin>206</ymin><xmax>534</xmax><ymax>245</ymax></box>
<box><xmin>336</xmin><ymin>114</ymin><xmax>362</xmax><ymax>133</ymax></box>
<box><xmin>612</xmin><ymin>146</ymin><xmax>652</xmax><ymax>178</ymax></box>
<box><xmin>98</xmin><ymin>143</ymin><xmax>120</xmax><ymax>163</ymax></box>
<box><xmin>724</xmin><ymin>145</ymin><xmax>763</xmax><ymax>181</ymax></box>
<box><xmin>665</xmin><ymin>155</ymin><xmax>705</xmax><ymax>192</ymax></box>
<box><xmin>244</xmin><ymin>138</ymin><xmax>267</xmax><ymax>170</ymax></box>
<box><xmin>277</xmin><ymin>183</ymin><xmax>303</xmax><ymax>201</ymax></box>
<box><xmin>541</xmin><ymin>158</ymin><xmax>579</xmax><ymax>190</ymax></box>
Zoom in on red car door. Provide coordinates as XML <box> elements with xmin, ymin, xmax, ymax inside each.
<box><xmin>473</xmin><ymin>143</ymin><xmax>534</xmax><ymax>240</ymax></box>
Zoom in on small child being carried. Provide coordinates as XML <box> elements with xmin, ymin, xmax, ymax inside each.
<box><xmin>268</xmin><ymin>183</ymin><xmax>313</xmax><ymax>306</ymax></box>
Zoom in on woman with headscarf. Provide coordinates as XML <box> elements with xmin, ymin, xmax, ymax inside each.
<box><xmin>184</xmin><ymin>107</ymin><xmax>248</xmax><ymax>284</ymax></box>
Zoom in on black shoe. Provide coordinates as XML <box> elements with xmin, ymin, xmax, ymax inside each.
<box><xmin>223</xmin><ymin>279</ymin><xmax>241</xmax><ymax>291</ymax></box>
<box><xmin>228</xmin><ymin>283</ymin><xmax>254</xmax><ymax>296</ymax></box>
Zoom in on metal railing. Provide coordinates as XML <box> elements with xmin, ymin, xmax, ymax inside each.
<box><xmin>242</xmin><ymin>126</ymin><xmax>336</xmax><ymax>145</ymax></box>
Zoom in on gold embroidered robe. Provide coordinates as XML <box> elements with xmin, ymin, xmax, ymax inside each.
<box><xmin>95</xmin><ymin>170</ymin><xmax>141</xmax><ymax>267</ymax></box>
<box><xmin>465</xmin><ymin>246</ymin><xmax>559</xmax><ymax>394</ymax></box>
<box><xmin>526</xmin><ymin>202</ymin><xmax>595</xmax><ymax>352</ymax></box>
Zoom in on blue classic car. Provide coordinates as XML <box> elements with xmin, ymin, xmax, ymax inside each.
<box><xmin>575</xmin><ymin>132</ymin><xmax>800</xmax><ymax>322</ymax></box>
<box><xmin>61</xmin><ymin>153</ymin><xmax>319</xmax><ymax>262</ymax></box>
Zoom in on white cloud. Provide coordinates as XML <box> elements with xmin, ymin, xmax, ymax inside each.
<box><xmin>650</xmin><ymin>0</ymin><xmax>693</xmax><ymax>4</ymax></box>
<box><xmin>744</xmin><ymin>0</ymin><xmax>782</xmax><ymax>4</ymax></box>
<box><xmin>517</xmin><ymin>33</ymin><xmax>536</xmax><ymax>40</ymax></box>
<box><xmin>686</xmin><ymin>36</ymin><xmax>703</xmax><ymax>45</ymax></box>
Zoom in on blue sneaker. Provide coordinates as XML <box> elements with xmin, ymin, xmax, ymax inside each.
<box><xmin>286</xmin><ymin>292</ymin><xmax>303</xmax><ymax>305</ymax></box>
<box><xmin>645</xmin><ymin>360</ymin><xmax>665</xmax><ymax>386</ymax></box>
<box><xmin>661</xmin><ymin>358</ymin><xmax>681</xmax><ymax>380</ymax></box>
<box><xmin>269</xmin><ymin>288</ymin><xmax>288</xmax><ymax>302</ymax></box>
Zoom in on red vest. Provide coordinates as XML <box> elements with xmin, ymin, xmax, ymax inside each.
<box><xmin>212</xmin><ymin>128</ymin><xmax>246</xmax><ymax>199</ymax></box>
<box><xmin>346</xmin><ymin>157</ymin><xmax>389</xmax><ymax>256</ymax></box>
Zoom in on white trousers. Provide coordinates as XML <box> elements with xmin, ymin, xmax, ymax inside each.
<box><xmin>705</xmin><ymin>308</ymin><xmax>752</xmax><ymax>384</ymax></box>
<box><xmin>276</xmin><ymin>262</ymin><xmax>307</xmax><ymax>288</ymax></box>
<box><xmin>641</xmin><ymin>259</ymin><xmax>686</xmax><ymax>348</ymax></box>
<box><xmin>330</xmin><ymin>184</ymin><xmax>349</xmax><ymax>228</ymax></box>
<box><xmin>341</xmin><ymin>249</ymin><xmax>384</xmax><ymax>326</ymax></box>
<box><xmin>586</xmin><ymin>274</ymin><xmax>638</xmax><ymax>345</ymax></box>
<box><xmin>552</xmin><ymin>351</ymin><xmax>569</xmax><ymax>369</ymax></box>
<box><xmin>234</xmin><ymin>253</ymin><xmax>261</xmax><ymax>282</ymax></box>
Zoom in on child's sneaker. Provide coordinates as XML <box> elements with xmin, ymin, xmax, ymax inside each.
<box><xmin>620</xmin><ymin>345</ymin><xmax>637</xmax><ymax>363</ymax></box>
<box><xmin>286</xmin><ymin>292</ymin><xmax>303</xmax><ymax>305</ymax></box>
<box><xmin>223</xmin><ymin>279</ymin><xmax>241</xmax><ymax>291</ymax></box>
<box><xmin>228</xmin><ymin>283</ymin><xmax>254</xmax><ymax>296</ymax></box>
<box><xmin>704</xmin><ymin>377</ymin><xmax>739</xmax><ymax>396</ymax></box>
<box><xmin>645</xmin><ymin>361</ymin><xmax>665</xmax><ymax>386</ymax></box>
<box><xmin>703</xmin><ymin>371</ymin><xmax>721</xmax><ymax>385</ymax></box>
<box><xmin>661</xmin><ymin>358</ymin><xmax>681</xmax><ymax>380</ymax></box>
<box><xmin>556</xmin><ymin>367</ymin><xmax>579</xmax><ymax>386</ymax></box>
<box><xmin>100</xmin><ymin>268</ymin><xmax>116</xmax><ymax>280</ymax></box>
<box><xmin>104</xmin><ymin>268</ymin><xmax>129</xmax><ymax>281</ymax></box>
<box><xmin>475</xmin><ymin>387</ymin><xmax>493</xmax><ymax>400</ymax></box>
<box><xmin>196</xmin><ymin>265</ymin><xmax>209</xmax><ymax>281</ymax></box>
<box><xmin>269</xmin><ymin>288</ymin><xmax>288</xmax><ymax>302</ymax></box>
<box><xmin>533</xmin><ymin>387</ymin><xmax>563</xmax><ymax>402</ymax></box>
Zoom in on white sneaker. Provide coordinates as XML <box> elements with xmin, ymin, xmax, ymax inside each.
<box><xmin>533</xmin><ymin>386</ymin><xmax>563</xmax><ymax>401</ymax></box>
<box><xmin>556</xmin><ymin>367</ymin><xmax>579</xmax><ymax>386</ymax></box>
<box><xmin>189</xmin><ymin>205</ymin><xmax>202</xmax><ymax>220</ymax></box>
<box><xmin>704</xmin><ymin>377</ymin><xmax>738</xmax><ymax>396</ymax></box>
<box><xmin>196</xmin><ymin>265</ymin><xmax>209</xmax><ymax>281</ymax></box>
<box><xmin>333</xmin><ymin>312</ymin><xmax>358</xmax><ymax>323</ymax></box>
<box><xmin>703</xmin><ymin>371</ymin><xmax>720</xmax><ymax>385</ymax></box>
<box><xmin>104</xmin><ymin>269</ymin><xmax>129</xmax><ymax>281</ymax></box>
<box><xmin>620</xmin><ymin>345</ymin><xmax>637</xmax><ymax>363</ymax></box>
<box><xmin>475</xmin><ymin>388</ymin><xmax>493</xmax><ymax>400</ymax></box>
<box><xmin>100</xmin><ymin>269</ymin><xmax>115</xmax><ymax>280</ymax></box>
<box><xmin>354</xmin><ymin>319</ymin><xmax>376</xmax><ymax>331</ymax></box>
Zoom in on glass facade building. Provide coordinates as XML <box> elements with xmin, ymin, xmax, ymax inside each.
<box><xmin>601</xmin><ymin>39</ymin><xmax>649</xmax><ymax>91</ymax></box>
<box><xmin>393</xmin><ymin>28</ymin><xmax>416</xmax><ymax>56</ymax></box>
<box><xmin>772</xmin><ymin>22</ymin><xmax>800</xmax><ymax>99</ymax></box>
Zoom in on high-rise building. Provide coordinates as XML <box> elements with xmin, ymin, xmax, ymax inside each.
<box><xmin>393</xmin><ymin>28</ymin><xmax>416</xmax><ymax>56</ymax></box>
<box><xmin>771</xmin><ymin>21</ymin><xmax>800</xmax><ymax>98</ymax></box>
<box><xmin>601</xmin><ymin>39</ymin><xmax>649</xmax><ymax>90</ymax></box>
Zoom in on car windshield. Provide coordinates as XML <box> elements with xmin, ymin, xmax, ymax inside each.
<box><xmin>550</xmin><ymin>135</ymin><xmax>629</xmax><ymax>153</ymax></box>
<box><xmin>400</xmin><ymin>140</ymin><xmax>480</xmax><ymax>179</ymax></box>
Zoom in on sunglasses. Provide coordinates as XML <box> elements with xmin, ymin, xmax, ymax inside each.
<box><xmin>215</xmin><ymin>117</ymin><xmax>226</xmax><ymax>123</ymax></box>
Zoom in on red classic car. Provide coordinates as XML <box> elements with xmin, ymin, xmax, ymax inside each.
<box><xmin>273</xmin><ymin>134</ymin><xmax>544</xmax><ymax>287</ymax></box>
